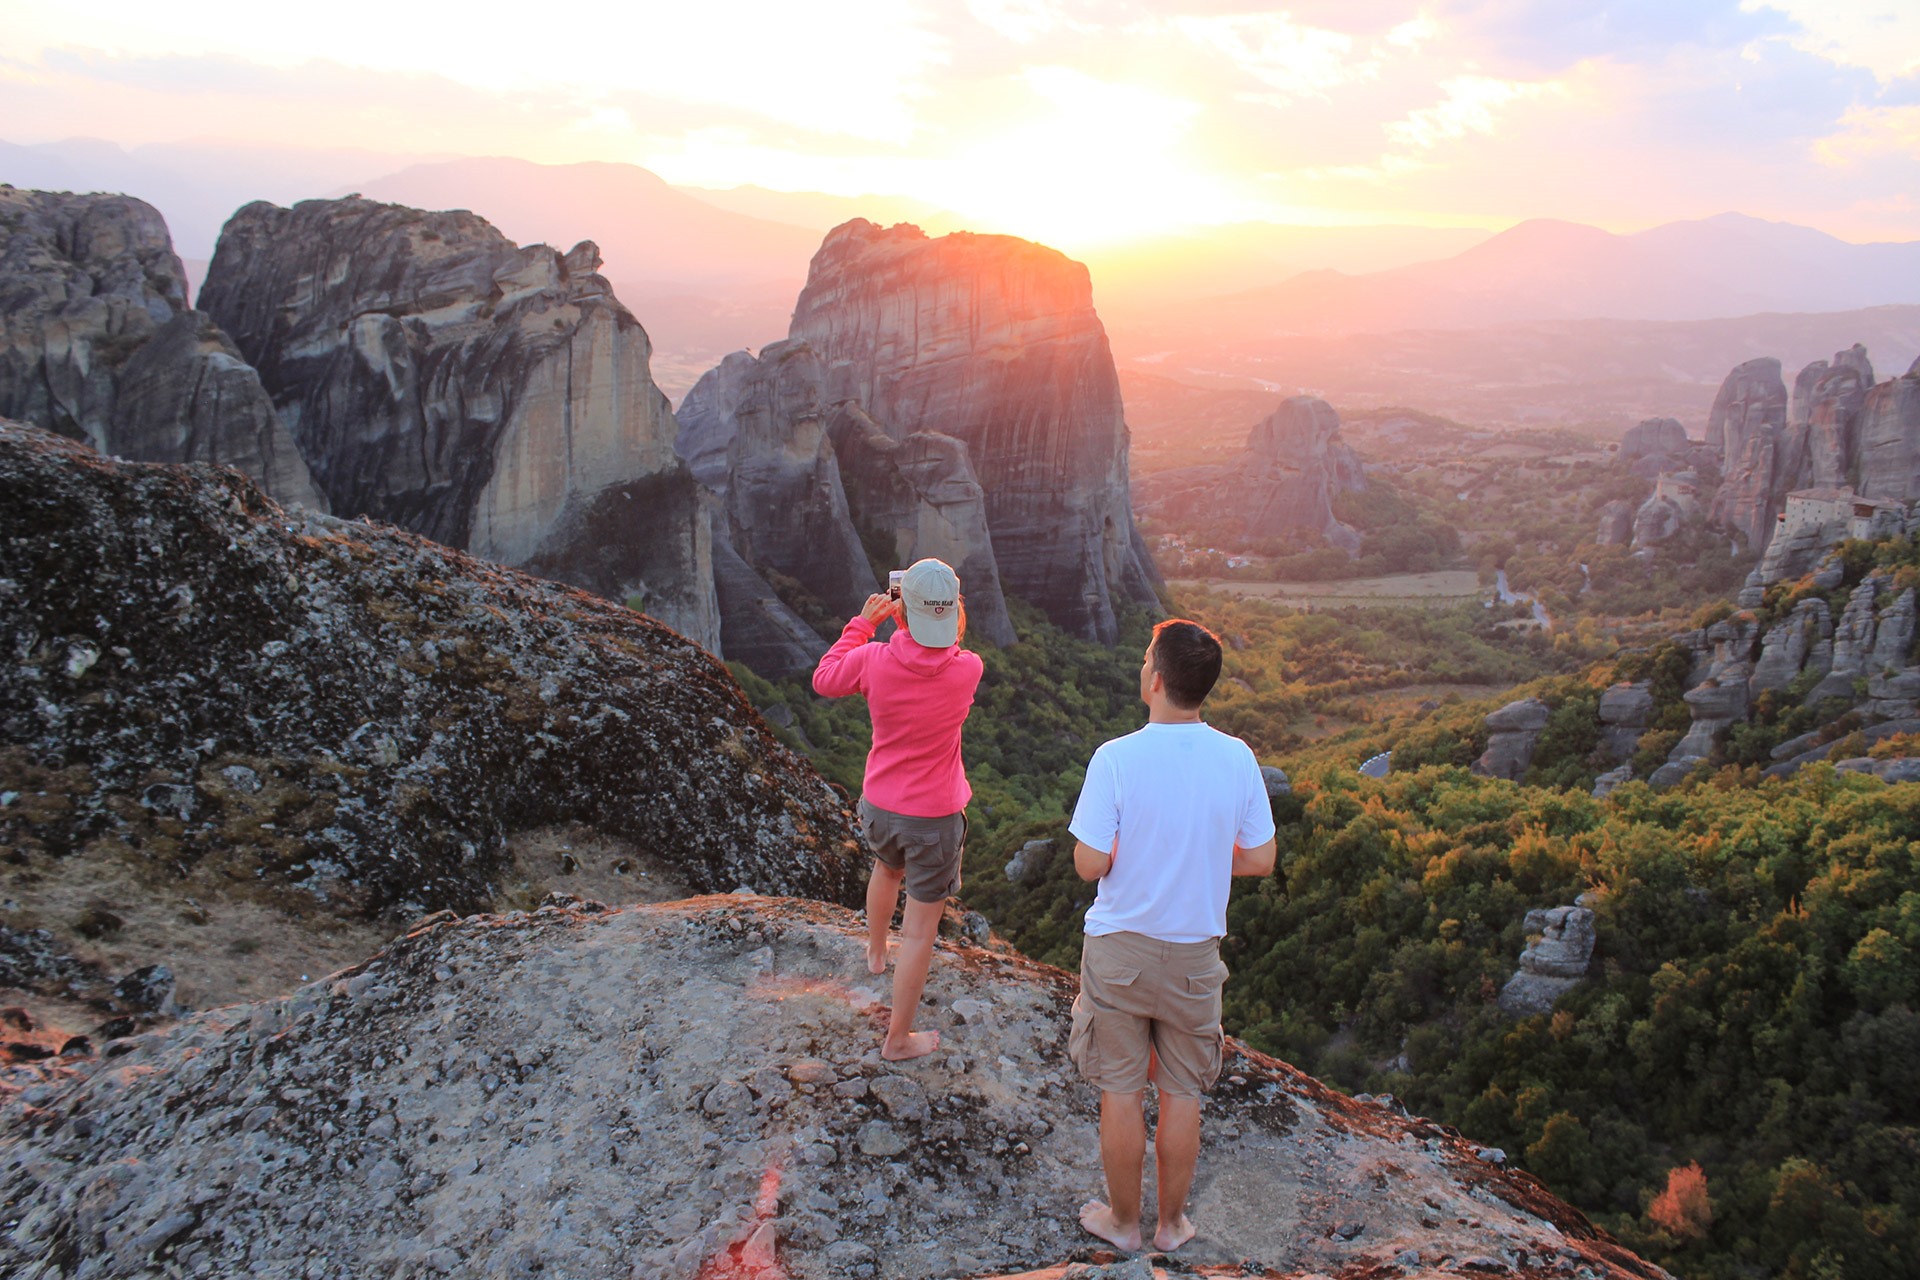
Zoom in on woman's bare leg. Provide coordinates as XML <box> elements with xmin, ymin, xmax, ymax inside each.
<box><xmin>881</xmin><ymin>893</ymin><xmax>944</xmax><ymax>1059</ymax></box>
<box><xmin>865</xmin><ymin>860</ymin><xmax>903</xmax><ymax>975</ymax></box>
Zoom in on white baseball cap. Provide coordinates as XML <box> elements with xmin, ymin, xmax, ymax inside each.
<box><xmin>900</xmin><ymin>558</ymin><xmax>961</xmax><ymax>647</ymax></box>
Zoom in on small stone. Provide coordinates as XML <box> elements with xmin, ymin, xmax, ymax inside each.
<box><xmin>833</xmin><ymin>1078</ymin><xmax>868</xmax><ymax>1100</ymax></box>
<box><xmin>1331</xmin><ymin>1220</ymin><xmax>1364</xmax><ymax>1240</ymax></box>
<box><xmin>856</xmin><ymin>1121</ymin><xmax>908</xmax><ymax>1157</ymax></box>
<box><xmin>787</xmin><ymin>1058</ymin><xmax>836</xmax><ymax>1085</ymax></box>
<box><xmin>868</xmin><ymin>1076</ymin><xmax>928</xmax><ymax>1123</ymax></box>
<box><xmin>703</xmin><ymin>1080</ymin><xmax>752</xmax><ymax>1116</ymax></box>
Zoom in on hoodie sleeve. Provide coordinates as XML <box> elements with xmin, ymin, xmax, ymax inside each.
<box><xmin>812</xmin><ymin>616</ymin><xmax>878</xmax><ymax>698</ymax></box>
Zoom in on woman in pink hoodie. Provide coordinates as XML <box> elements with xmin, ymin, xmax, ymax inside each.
<box><xmin>813</xmin><ymin>557</ymin><xmax>983</xmax><ymax>1061</ymax></box>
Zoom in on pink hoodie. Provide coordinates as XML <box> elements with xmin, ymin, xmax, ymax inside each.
<box><xmin>812</xmin><ymin>616</ymin><xmax>983</xmax><ymax>818</ymax></box>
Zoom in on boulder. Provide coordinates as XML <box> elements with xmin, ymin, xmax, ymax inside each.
<box><xmin>1471</xmin><ymin>698</ymin><xmax>1551</xmax><ymax>781</ymax></box>
<box><xmin>1631</xmin><ymin>488</ymin><xmax>1688</xmax><ymax>545</ymax></box>
<box><xmin>1596</xmin><ymin>682</ymin><xmax>1654</xmax><ymax>763</ymax></box>
<box><xmin>1706</xmin><ymin>357</ymin><xmax>1789</xmax><ymax>550</ymax></box>
<box><xmin>1591</xmin><ymin>764</ymin><xmax>1634</xmax><ymax>798</ymax></box>
<box><xmin>1672</xmin><ymin>670</ymin><xmax>1750</xmax><ymax>760</ymax></box>
<box><xmin>1865</xmin><ymin>667</ymin><xmax>1920</xmax><ymax>721</ymax></box>
<box><xmin>1596</xmin><ymin>498</ymin><xmax>1635</xmax><ymax>546</ymax></box>
<box><xmin>1238</xmin><ymin>397</ymin><xmax>1367</xmax><ymax>550</ymax></box>
<box><xmin>1260</xmin><ymin>765</ymin><xmax>1292</xmax><ymax>797</ymax></box>
<box><xmin>788</xmin><ymin>220</ymin><xmax>1158</xmax><ymax>643</ymax></box>
<box><xmin>1498</xmin><ymin>905</ymin><xmax>1596</xmax><ymax>1015</ymax></box>
<box><xmin>199</xmin><ymin>198</ymin><xmax>719</xmax><ymax>651</ymax></box>
<box><xmin>1004</xmin><ymin>839</ymin><xmax>1055</xmax><ymax>884</ymax></box>
<box><xmin>0</xmin><ymin>188</ymin><xmax>322</xmax><ymax>510</ymax></box>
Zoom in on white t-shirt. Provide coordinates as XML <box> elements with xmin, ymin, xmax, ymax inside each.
<box><xmin>1069</xmin><ymin>721</ymin><xmax>1278</xmax><ymax>944</ymax></box>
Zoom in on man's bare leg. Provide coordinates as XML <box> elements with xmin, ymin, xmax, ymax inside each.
<box><xmin>865</xmin><ymin>859</ymin><xmax>903</xmax><ymax>975</ymax></box>
<box><xmin>1080</xmin><ymin>1089</ymin><xmax>1146</xmax><ymax>1251</ymax></box>
<box><xmin>1153</xmin><ymin>1092</ymin><xmax>1202</xmax><ymax>1251</ymax></box>
<box><xmin>881</xmin><ymin>894</ymin><xmax>943</xmax><ymax>1059</ymax></box>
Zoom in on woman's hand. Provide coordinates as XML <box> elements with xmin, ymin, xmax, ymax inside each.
<box><xmin>860</xmin><ymin>593</ymin><xmax>899</xmax><ymax>625</ymax></box>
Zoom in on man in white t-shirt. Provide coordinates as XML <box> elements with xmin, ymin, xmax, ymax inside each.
<box><xmin>1066</xmin><ymin>618</ymin><xmax>1278</xmax><ymax>1254</ymax></box>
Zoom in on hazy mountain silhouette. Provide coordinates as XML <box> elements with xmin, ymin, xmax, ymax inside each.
<box><xmin>1144</xmin><ymin>214</ymin><xmax>1920</xmax><ymax>343</ymax></box>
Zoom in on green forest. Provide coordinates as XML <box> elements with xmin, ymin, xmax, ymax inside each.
<box><xmin>732</xmin><ymin>578</ymin><xmax>1920</xmax><ymax>1280</ymax></box>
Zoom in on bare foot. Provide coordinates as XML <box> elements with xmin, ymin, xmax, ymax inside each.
<box><xmin>880</xmin><ymin>1029</ymin><xmax>940</xmax><ymax>1061</ymax></box>
<box><xmin>1078</xmin><ymin>1199</ymin><xmax>1143</xmax><ymax>1252</ymax></box>
<box><xmin>1154</xmin><ymin>1213</ymin><xmax>1197</xmax><ymax>1252</ymax></box>
<box><xmin>866</xmin><ymin>941</ymin><xmax>889</xmax><ymax>975</ymax></box>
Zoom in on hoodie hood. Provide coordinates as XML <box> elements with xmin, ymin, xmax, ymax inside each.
<box><xmin>886</xmin><ymin>626</ymin><xmax>963</xmax><ymax>675</ymax></box>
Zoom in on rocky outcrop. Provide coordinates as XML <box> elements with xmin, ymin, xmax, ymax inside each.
<box><xmin>788</xmin><ymin>220</ymin><xmax>1158</xmax><ymax>643</ymax></box>
<box><xmin>1749</xmin><ymin>598</ymin><xmax>1831</xmax><ymax>695</ymax></box>
<box><xmin>1471</xmin><ymin>698</ymin><xmax>1551</xmax><ymax>781</ymax></box>
<box><xmin>199</xmin><ymin>197</ymin><xmax>718</xmax><ymax>651</ymax></box>
<box><xmin>1630</xmin><ymin>474</ymin><xmax>1698</xmax><ymax>547</ymax></box>
<box><xmin>1620</xmin><ymin>417</ymin><xmax>1689</xmax><ymax>469</ymax></box>
<box><xmin>712</xmin><ymin>341</ymin><xmax>876</xmax><ymax>620</ymax></box>
<box><xmin>674</xmin><ymin>349</ymin><xmax>757</xmax><ymax>490</ymax></box>
<box><xmin>708</xmin><ymin>506</ymin><xmax>832</xmax><ymax>679</ymax></box>
<box><xmin>0</xmin><ymin>188</ymin><xmax>322</xmax><ymax>509</ymax></box>
<box><xmin>1134</xmin><ymin>396</ymin><xmax>1367</xmax><ymax>554</ymax></box>
<box><xmin>1707</xmin><ymin>358</ymin><xmax>1789</xmax><ymax>549</ymax></box>
<box><xmin>1498</xmin><ymin>904</ymin><xmax>1598</xmax><ymax>1017</ymax></box>
<box><xmin>1596</xmin><ymin>498</ymin><xmax>1635</xmax><ymax>546</ymax></box>
<box><xmin>0</xmin><ymin>424</ymin><xmax>863</xmax><ymax>924</ymax></box>
<box><xmin>1239</xmin><ymin>397</ymin><xmax>1367</xmax><ymax>549</ymax></box>
<box><xmin>0</xmin><ymin>893</ymin><xmax>1668</xmax><ymax>1280</ymax></box>
<box><xmin>827</xmin><ymin>402</ymin><xmax>1015</xmax><ymax>646</ymax></box>
<box><xmin>678</xmin><ymin>340</ymin><xmax>1015</xmax><ymax>659</ymax></box>
<box><xmin>1857</xmin><ymin>359</ymin><xmax>1920</xmax><ymax>505</ymax></box>
<box><xmin>1003</xmin><ymin>838</ymin><xmax>1054</xmax><ymax>884</ymax></box>
<box><xmin>1596</xmin><ymin>683</ymin><xmax>1653</xmax><ymax>763</ymax></box>
<box><xmin>1791</xmin><ymin>345</ymin><xmax>1874</xmax><ymax>490</ymax></box>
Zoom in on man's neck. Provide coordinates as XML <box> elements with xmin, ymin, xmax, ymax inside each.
<box><xmin>1147</xmin><ymin>702</ymin><xmax>1203</xmax><ymax>725</ymax></box>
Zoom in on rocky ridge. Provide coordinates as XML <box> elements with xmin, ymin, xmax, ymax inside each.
<box><xmin>0</xmin><ymin>188</ymin><xmax>322</xmax><ymax>511</ymax></box>
<box><xmin>0</xmin><ymin>894</ymin><xmax>1667</xmax><ymax>1280</ymax></box>
<box><xmin>198</xmin><ymin>196</ymin><xmax>719</xmax><ymax>651</ymax></box>
<box><xmin>787</xmin><ymin>220</ymin><xmax>1158</xmax><ymax>644</ymax></box>
<box><xmin>0</xmin><ymin>424</ymin><xmax>863</xmax><ymax>954</ymax></box>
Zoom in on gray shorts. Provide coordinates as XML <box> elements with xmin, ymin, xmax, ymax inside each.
<box><xmin>858</xmin><ymin>797</ymin><xmax>966</xmax><ymax>905</ymax></box>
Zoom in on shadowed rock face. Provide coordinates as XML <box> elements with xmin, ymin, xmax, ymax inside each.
<box><xmin>1858</xmin><ymin>361</ymin><xmax>1920</xmax><ymax>504</ymax></box>
<box><xmin>1707</xmin><ymin>358</ymin><xmax>1788</xmax><ymax>549</ymax></box>
<box><xmin>0</xmin><ymin>188</ymin><xmax>322</xmax><ymax>509</ymax></box>
<box><xmin>199</xmin><ymin>197</ymin><xmax>717</xmax><ymax>650</ymax></box>
<box><xmin>1791</xmin><ymin>344</ymin><xmax>1875</xmax><ymax>490</ymax></box>
<box><xmin>0</xmin><ymin>424</ymin><xmax>863</xmax><ymax>921</ymax></box>
<box><xmin>0</xmin><ymin>894</ymin><xmax>1667</xmax><ymax>1280</ymax></box>
<box><xmin>790</xmin><ymin>220</ymin><xmax>1158</xmax><ymax>644</ymax></box>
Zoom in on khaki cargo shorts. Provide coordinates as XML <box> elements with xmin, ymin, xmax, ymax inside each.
<box><xmin>858</xmin><ymin>797</ymin><xmax>966</xmax><ymax>905</ymax></box>
<box><xmin>1069</xmin><ymin>931</ymin><xmax>1228</xmax><ymax>1099</ymax></box>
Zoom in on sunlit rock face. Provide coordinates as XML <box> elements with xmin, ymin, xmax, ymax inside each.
<box><xmin>790</xmin><ymin>220</ymin><xmax>1158</xmax><ymax>644</ymax></box>
<box><xmin>1857</xmin><ymin>359</ymin><xmax>1920</xmax><ymax>505</ymax></box>
<box><xmin>199</xmin><ymin>197</ymin><xmax>717</xmax><ymax>650</ymax></box>
<box><xmin>1790</xmin><ymin>345</ymin><xmax>1875</xmax><ymax>491</ymax></box>
<box><xmin>0</xmin><ymin>188</ymin><xmax>322</xmax><ymax>509</ymax></box>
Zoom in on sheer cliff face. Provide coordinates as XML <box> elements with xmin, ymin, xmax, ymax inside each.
<box><xmin>199</xmin><ymin>197</ymin><xmax>717</xmax><ymax>651</ymax></box>
<box><xmin>789</xmin><ymin>220</ymin><xmax>1157</xmax><ymax>643</ymax></box>
<box><xmin>0</xmin><ymin>188</ymin><xmax>322</xmax><ymax>510</ymax></box>
<box><xmin>1707</xmin><ymin>358</ymin><xmax>1789</xmax><ymax>549</ymax></box>
<box><xmin>1858</xmin><ymin>362</ymin><xmax>1920</xmax><ymax>503</ymax></box>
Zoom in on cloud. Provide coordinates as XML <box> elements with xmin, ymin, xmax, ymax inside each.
<box><xmin>1165</xmin><ymin>12</ymin><xmax>1372</xmax><ymax>101</ymax></box>
<box><xmin>1386</xmin><ymin>74</ymin><xmax>1564</xmax><ymax>150</ymax></box>
<box><xmin>1817</xmin><ymin>104</ymin><xmax>1920</xmax><ymax>165</ymax></box>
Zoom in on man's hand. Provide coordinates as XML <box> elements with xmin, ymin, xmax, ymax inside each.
<box><xmin>1231</xmin><ymin>837</ymin><xmax>1277</xmax><ymax>877</ymax></box>
<box><xmin>1073</xmin><ymin>840</ymin><xmax>1113</xmax><ymax>881</ymax></box>
<box><xmin>860</xmin><ymin>593</ymin><xmax>901</xmax><ymax>626</ymax></box>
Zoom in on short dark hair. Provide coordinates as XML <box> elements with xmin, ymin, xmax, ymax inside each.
<box><xmin>1150</xmin><ymin>618</ymin><xmax>1223</xmax><ymax>709</ymax></box>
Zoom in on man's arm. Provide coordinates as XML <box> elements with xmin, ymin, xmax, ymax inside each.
<box><xmin>1231</xmin><ymin>837</ymin><xmax>1277</xmax><ymax>877</ymax></box>
<box><xmin>1074</xmin><ymin>840</ymin><xmax>1114</xmax><ymax>881</ymax></box>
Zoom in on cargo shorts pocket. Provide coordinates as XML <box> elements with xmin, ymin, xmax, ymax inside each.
<box><xmin>1068</xmin><ymin>991</ymin><xmax>1099</xmax><ymax>1078</ymax></box>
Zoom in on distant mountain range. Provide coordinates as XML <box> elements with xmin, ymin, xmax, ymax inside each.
<box><xmin>5</xmin><ymin>139</ymin><xmax>1915</xmax><ymax>405</ymax></box>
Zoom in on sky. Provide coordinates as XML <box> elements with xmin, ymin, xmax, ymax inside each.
<box><xmin>3</xmin><ymin>0</ymin><xmax>1919</xmax><ymax>248</ymax></box>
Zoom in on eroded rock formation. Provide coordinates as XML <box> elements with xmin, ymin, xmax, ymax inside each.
<box><xmin>1499</xmin><ymin>903</ymin><xmax>1598</xmax><ymax>1017</ymax></box>
<box><xmin>1472</xmin><ymin>698</ymin><xmax>1551</xmax><ymax>781</ymax></box>
<box><xmin>788</xmin><ymin>220</ymin><xmax>1157</xmax><ymax>643</ymax></box>
<box><xmin>1133</xmin><ymin>396</ymin><xmax>1367</xmax><ymax>553</ymax></box>
<box><xmin>0</xmin><ymin>424</ymin><xmax>863</xmax><ymax>928</ymax></box>
<box><xmin>1596</xmin><ymin>683</ymin><xmax>1653</xmax><ymax>763</ymax></box>
<box><xmin>0</xmin><ymin>188</ymin><xmax>321</xmax><ymax>509</ymax></box>
<box><xmin>199</xmin><ymin>197</ymin><xmax>718</xmax><ymax>650</ymax></box>
<box><xmin>1707</xmin><ymin>358</ymin><xmax>1789</xmax><ymax>549</ymax></box>
<box><xmin>0</xmin><ymin>893</ymin><xmax>1667</xmax><ymax>1280</ymax></box>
